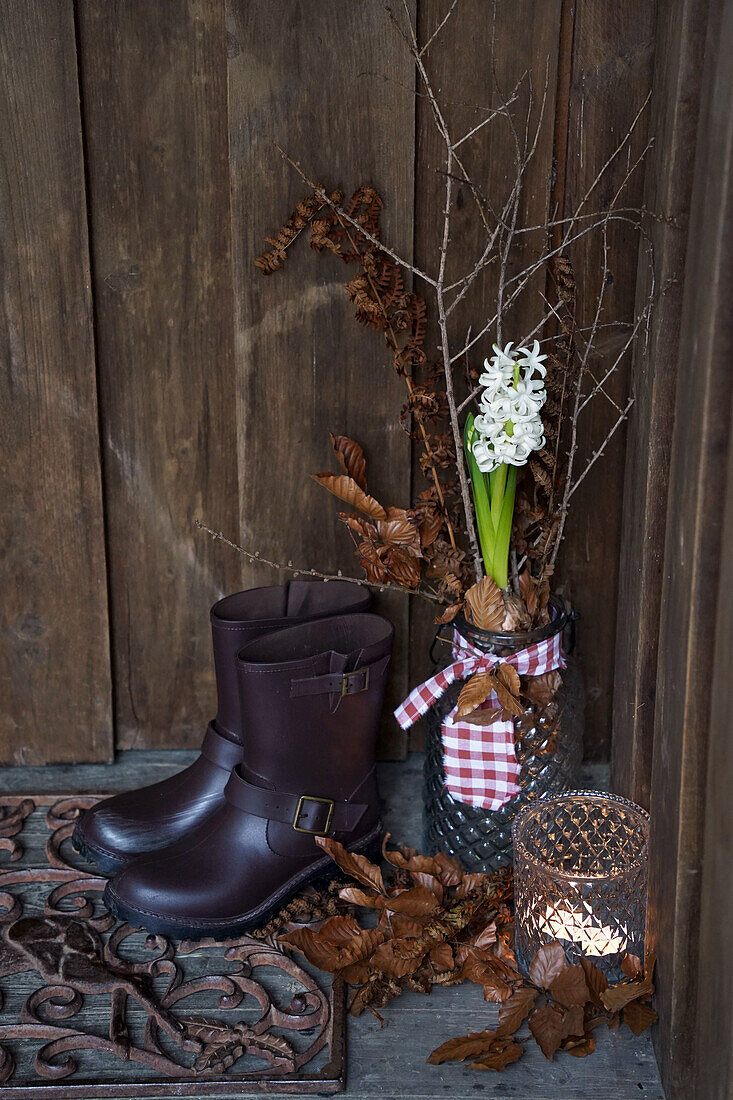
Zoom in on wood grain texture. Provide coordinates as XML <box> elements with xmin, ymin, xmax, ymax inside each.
<box><xmin>227</xmin><ymin>0</ymin><xmax>415</xmax><ymax>758</ymax></box>
<box><xmin>76</xmin><ymin>0</ymin><xmax>240</xmax><ymax>749</ymax></box>
<box><xmin>647</xmin><ymin>0</ymin><xmax>732</xmax><ymax>1093</ymax></box>
<box><xmin>559</xmin><ymin>0</ymin><xmax>655</xmax><ymax>759</ymax></box>
<box><xmin>611</xmin><ymin>0</ymin><xmax>708</xmax><ymax>809</ymax></box>
<box><xmin>0</xmin><ymin>0</ymin><xmax>112</xmax><ymax>764</ymax></box>
<box><xmin>695</xmin><ymin>289</ymin><xmax>733</xmax><ymax>1099</ymax></box>
<box><xmin>409</xmin><ymin>0</ymin><xmax>563</xmax><ymax>747</ymax></box>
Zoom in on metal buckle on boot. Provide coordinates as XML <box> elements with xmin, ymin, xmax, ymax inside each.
<box><xmin>293</xmin><ymin>795</ymin><xmax>335</xmax><ymax>836</ymax></box>
<box><xmin>341</xmin><ymin>667</ymin><xmax>369</xmax><ymax>697</ymax></box>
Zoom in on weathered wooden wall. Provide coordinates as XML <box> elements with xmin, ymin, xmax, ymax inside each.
<box><xmin>0</xmin><ymin>0</ymin><xmax>656</xmax><ymax>763</ymax></box>
<box><xmin>642</xmin><ymin>0</ymin><xmax>732</xmax><ymax>1094</ymax></box>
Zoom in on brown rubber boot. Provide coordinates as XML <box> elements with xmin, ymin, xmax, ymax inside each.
<box><xmin>103</xmin><ymin>612</ymin><xmax>393</xmax><ymax>938</ymax></box>
<box><xmin>72</xmin><ymin>581</ymin><xmax>371</xmax><ymax>874</ymax></box>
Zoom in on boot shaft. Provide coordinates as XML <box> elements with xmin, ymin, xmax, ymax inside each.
<box><xmin>235</xmin><ymin>613</ymin><xmax>394</xmax><ymax>800</ymax></box>
<box><xmin>210</xmin><ymin>580</ymin><xmax>371</xmax><ymax>741</ymax></box>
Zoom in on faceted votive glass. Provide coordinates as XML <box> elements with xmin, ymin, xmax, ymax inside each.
<box><xmin>512</xmin><ymin>790</ymin><xmax>649</xmax><ymax>982</ymax></box>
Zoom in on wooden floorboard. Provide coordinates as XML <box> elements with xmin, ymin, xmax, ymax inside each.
<box><xmin>0</xmin><ymin>752</ymin><xmax>664</xmax><ymax>1099</ymax></box>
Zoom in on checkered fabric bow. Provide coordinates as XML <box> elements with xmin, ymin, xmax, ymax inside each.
<box><xmin>395</xmin><ymin>625</ymin><xmax>566</xmax><ymax>811</ymax></box>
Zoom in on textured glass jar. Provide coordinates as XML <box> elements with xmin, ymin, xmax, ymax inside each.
<box><xmin>423</xmin><ymin>602</ymin><xmax>583</xmax><ymax>872</ymax></box>
<box><xmin>513</xmin><ymin>790</ymin><xmax>649</xmax><ymax>982</ymax></box>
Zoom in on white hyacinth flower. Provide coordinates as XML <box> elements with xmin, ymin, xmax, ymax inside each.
<box><xmin>471</xmin><ymin>339</ymin><xmax>547</xmax><ymax>473</ymax></box>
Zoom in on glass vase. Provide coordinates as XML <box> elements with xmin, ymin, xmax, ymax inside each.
<box><xmin>512</xmin><ymin>790</ymin><xmax>649</xmax><ymax>982</ymax></box>
<box><xmin>422</xmin><ymin>602</ymin><xmax>583</xmax><ymax>872</ymax></box>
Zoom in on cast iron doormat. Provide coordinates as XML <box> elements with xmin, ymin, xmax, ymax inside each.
<box><xmin>0</xmin><ymin>794</ymin><xmax>345</xmax><ymax>1097</ymax></box>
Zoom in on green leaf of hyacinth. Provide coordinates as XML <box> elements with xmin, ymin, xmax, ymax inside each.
<box><xmin>492</xmin><ymin>464</ymin><xmax>516</xmax><ymax>591</ymax></box>
<box><xmin>464</xmin><ymin>414</ymin><xmax>496</xmax><ymax>578</ymax></box>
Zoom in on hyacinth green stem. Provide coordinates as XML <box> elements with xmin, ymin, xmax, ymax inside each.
<box><xmin>464</xmin><ymin>413</ymin><xmax>516</xmax><ymax>590</ymax></box>
<box><xmin>464</xmin><ymin>414</ymin><xmax>494</xmax><ymax>574</ymax></box>
<box><xmin>490</xmin><ymin>463</ymin><xmax>516</xmax><ymax>590</ymax></box>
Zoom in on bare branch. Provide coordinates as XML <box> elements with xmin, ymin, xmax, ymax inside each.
<box><xmin>275</xmin><ymin>143</ymin><xmax>437</xmax><ymax>287</ymax></box>
<box><xmin>566</xmin><ymin>396</ymin><xmax>635</xmax><ymax>501</ymax></box>
<box><xmin>195</xmin><ymin>521</ymin><xmax>445</xmax><ymax>604</ymax></box>
<box><xmin>419</xmin><ymin>0</ymin><xmax>461</xmax><ymax>57</ymax></box>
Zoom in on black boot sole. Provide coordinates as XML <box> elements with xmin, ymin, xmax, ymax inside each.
<box><xmin>102</xmin><ymin>823</ymin><xmax>384</xmax><ymax>941</ymax></box>
<box><xmin>71</xmin><ymin>823</ymin><xmax>128</xmax><ymax>877</ymax></box>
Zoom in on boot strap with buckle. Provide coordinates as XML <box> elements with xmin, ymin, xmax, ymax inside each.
<box><xmin>290</xmin><ymin>654</ymin><xmax>390</xmax><ymax>699</ymax></box>
<box><xmin>224</xmin><ymin>770</ymin><xmax>368</xmax><ymax>836</ymax></box>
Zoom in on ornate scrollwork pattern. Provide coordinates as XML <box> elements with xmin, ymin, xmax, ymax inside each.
<box><xmin>0</xmin><ymin>795</ymin><xmax>344</xmax><ymax>1095</ymax></box>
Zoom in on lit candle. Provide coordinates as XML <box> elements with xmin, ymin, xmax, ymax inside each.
<box><xmin>538</xmin><ymin>902</ymin><xmax>625</xmax><ymax>957</ymax></box>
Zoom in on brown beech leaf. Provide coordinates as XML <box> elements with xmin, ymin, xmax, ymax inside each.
<box><xmin>621</xmin><ymin>953</ymin><xmax>643</xmax><ymax>979</ymax></box>
<box><xmin>458</xmin><ymin>707</ymin><xmax>503</xmax><ymax>726</ymax></box>
<box><xmin>562</xmin><ymin>1032</ymin><xmax>596</xmax><ymax>1057</ymax></box>
<box><xmin>519</xmin><ymin>568</ymin><xmax>539</xmax><ymax>617</ymax></box>
<box><xmin>279</xmin><ymin>922</ymin><xmax>386</xmax><ymax>973</ymax></box>
<box><xmin>496</xmin><ymin>985</ymin><xmax>538</xmax><ymax>1036</ymax></box>
<box><xmin>376</xmin><ymin>508</ymin><xmax>422</xmax><ymax>557</ymax></box>
<box><xmin>454</xmin><ymin>871</ymin><xmax>494</xmax><ymax>899</ymax></box>
<box><xmin>580</xmin><ymin>956</ymin><xmax>608</xmax><ymax>1007</ymax></box>
<box><xmin>472</xmin><ymin>923</ymin><xmax>498</xmax><ymax>950</ymax></box>
<box><xmin>427</xmin><ymin>1030</ymin><xmax>498</xmax><ymax>1065</ymax></box>
<box><xmin>340</xmin><ymin>512</ymin><xmax>376</xmax><ymax>540</ymax></box>
<box><xmin>601</xmin><ymin>979</ymin><xmax>654</xmax><ymax>1013</ymax></box>
<box><xmin>383</xmin><ymin>547</ymin><xmax>422</xmax><ymax>589</ymax></box>
<box><xmin>312</xmin><ymin>473</ymin><xmax>387</xmax><ymax>521</ymax></box>
<box><xmin>330</xmin><ymin>434</ymin><xmax>367</xmax><ymax>490</ymax></box>
<box><xmin>495</xmin><ymin>662</ymin><xmax>520</xmax><ymax>696</ymax></box>
<box><xmin>381</xmin><ymin>835</ymin><xmax>462</xmax><ymax>887</ymax></box>
<box><xmin>623</xmin><ymin>999</ymin><xmax>658</xmax><ymax>1035</ymax></box>
<box><xmin>529</xmin><ymin>941</ymin><xmax>568</xmax><ymax>989</ymax></box>
<box><xmin>370</xmin><ymin>939</ymin><xmax>424</xmax><ymax>979</ymax></box>
<box><xmin>549</xmin><ymin>964</ymin><xmax>591</xmax><ymax>1007</ymax></box>
<box><xmin>341</xmin><ymin>885</ymin><xmax>441</xmax><ymax>917</ymax></box>
<box><xmin>339</xmin><ymin>960</ymin><xmax>374</xmax><ymax>985</ymax></box>
<box><xmin>523</xmin><ymin>670</ymin><xmax>562</xmax><ymax>709</ymax></box>
<box><xmin>432</xmin><ymin>851</ymin><xmax>465</xmax><ymax>887</ymax></box>
<box><xmin>456</xmin><ymin>672</ymin><xmax>496</xmax><ymax>718</ymax></box>
<box><xmin>429</xmin><ymin>943</ymin><xmax>455</xmax><ymax>971</ymax></box>
<box><xmin>338</xmin><ymin>886</ymin><xmax>385</xmax><ymax>909</ymax></box>
<box><xmin>409</xmin><ymin>871</ymin><xmax>444</xmax><ymax>903</ymax></box>
<box><xmin>471</xmin><ymin>1038</ymin><xmax>524</xmax><ymax>1071</ymax></box>
<box><xmin>459</xmin><ymin>953</ymin><xmax>512</xmax><ymax>1001</ymax></box>
<box><xmin>528</xmin><ymin>1004</ymin><xmax>564</xmax><ymax>1061</ymax></box>
<box><xmin>492</xmin><ymin>665</ymin><xmax>525</xmax><ymax>718</ymax></box>
<box><xmin>385</xmin><ymin>886</ymin><xmax>442</xmax><ymax>917</ymax></box>
<box><xmin>389</xmin><ymin>913</ymin><xmax>424</xmax><ymax>938</ymax></box>
<box><xmin>529</xmin><ymin>1003</ymin><xmax>584</xmax><ymax>1061</ymax></box>
<box><xmin>435</xmin><ymin>603</ymin><xmax>461</xmax><ymax>625</ymax></box>
<box><xmin>464</xmin><ymin>576</ymin><xmax>505</xmax><ymax>630</ymax></box>
<box><xmin>316</xmin><ymin>836</ymin><xmax>385</xmax><ymax>894</ymax></box>
<box><xmin>327</xmin><ymin>433</ymin><xmax>365</xmax><ymax>490</ymax></box>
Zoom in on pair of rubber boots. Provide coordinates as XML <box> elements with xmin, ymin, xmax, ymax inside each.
<box><xmin>72</xmin><ymin>580</ymin><xmax>393</xmax><ymax>940</ymax></box>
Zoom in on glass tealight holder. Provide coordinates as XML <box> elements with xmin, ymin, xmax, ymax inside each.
<box><xmin>512</xmin><ymin>790</ymin><xmax>649</xmax><ymax>982</ymax></box>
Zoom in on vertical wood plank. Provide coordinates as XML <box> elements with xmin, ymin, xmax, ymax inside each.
<box><xmin>696</xmin><ymin>400</ymin><xmax>733</xmax><ymax>1100</ymax></box>
<box><xmin>560</xmin><ymin>0</ymin><xmax>655</xmax><ymax>759</ymax></box>
<box><xmin>409</xmin><ymin>0</ymin><xmax>563</xmax><ymax>746</ymax></box>
<box><xmin>0</xmin><ymin>0</ymin><xmax>112</xmax><ymax>764</ymax></box>
<box><xmin>227</xmin><ymin>0</ymin><xmax>415</xmax><ymax>758</ymax></box>
<box><xmin>646</xmin><ymin>0</ymin><xmax>732</xmax><ymax>1093</ymax></box>
<box><xmin>77</xmin><ymin>0</ymin><xmax>240</xmax><ymax>749</ymax></box>
<box><xmin>611</xmin><ymin>0</ymin><xmax>709</xmax><ymax>808</ymax></box>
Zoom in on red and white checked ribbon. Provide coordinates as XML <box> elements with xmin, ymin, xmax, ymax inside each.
<box><xmin>395</xmin><ymin>624</ymin><xmax>566</xmax><ymax>811</ymax></box>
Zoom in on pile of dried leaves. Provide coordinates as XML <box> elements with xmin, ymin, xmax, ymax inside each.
<box><xmin>279</xmin><ymin>836</ymin><xmax>657</xmax><ymax>1072</ymax></box>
